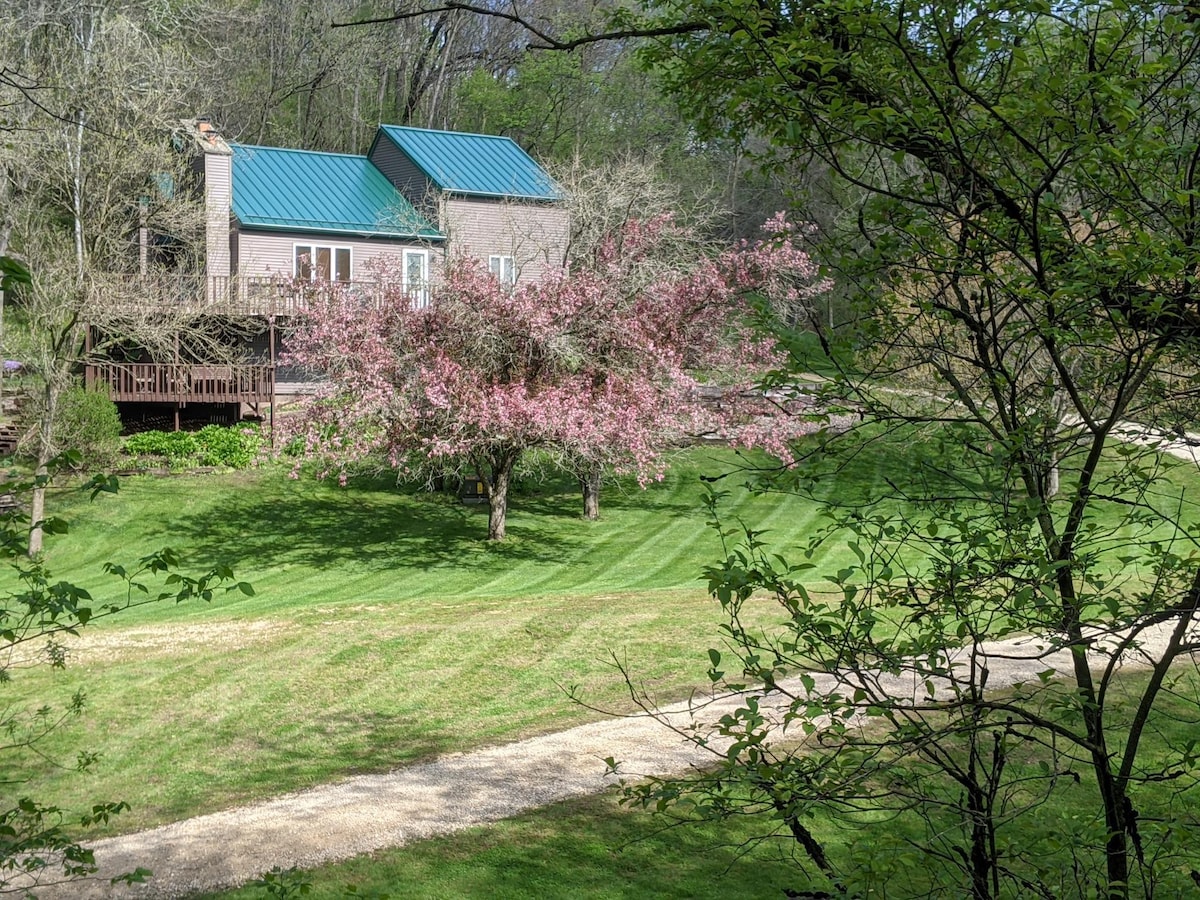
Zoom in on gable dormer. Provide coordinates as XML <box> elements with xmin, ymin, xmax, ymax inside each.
<box><xmin>367</xmin><ymin>125</ymin><xmax>568</xmax><ymax>281</ymax></box>
<box><xmin>368</xmin><ymin>125</ymin><xmax>562</xmax><ymax>209</ymax></box>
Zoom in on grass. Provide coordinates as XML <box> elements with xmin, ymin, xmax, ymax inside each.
<box><xmin>196</xmin><ymin>790</ymin><xmax>810</xmax><ymax>900</ymax></box>
<box><xmin>5</xmin><ymin>427</ymin><xmax>1199</xmax><ymax>886</ymax></box>
<box><xmin>194</xmin><ymin>671</ymin><xmax>1200</xmax><ymax>900</ymax></box>
<box><xmin>2</xmin><ymin>448</ymin><xmax>853</xmax><ymax>836</ymax></box>
<box><xmin>38</xmin><ymin>451</ymin><xmax>835</xmax><ymax>618</ymax></box>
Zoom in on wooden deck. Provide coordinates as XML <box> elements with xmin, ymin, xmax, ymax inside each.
<box><xmin>87</xmin><ymin>362</ymin><xmax>274</xmax><ymax>405</ymax></box>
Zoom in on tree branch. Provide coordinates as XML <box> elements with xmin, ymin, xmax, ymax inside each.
<box><xmin>330</xmin><ymin>3</ymin><xmax>707</xmax><ymax>52</ymax></box>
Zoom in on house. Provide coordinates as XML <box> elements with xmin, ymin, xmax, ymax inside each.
<box><xmin>85</xmin><ymin>118</ymin><xmax>569</xmax><ymax>430</ymax></box>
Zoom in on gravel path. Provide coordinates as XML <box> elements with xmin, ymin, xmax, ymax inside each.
<box><xmin>27</xmin><ymin>621</ymin><xmax>1190</xmax><ymax>899</ymax></box>
<box><xmin>37</xmin><ymin>685</ymin><xmax>750</xmax><ymax>899</ymax></box>
<box><xmin>24</xmin><ymin>422</ymin><xmax>1199</xmax><ymax>899</ymax></box>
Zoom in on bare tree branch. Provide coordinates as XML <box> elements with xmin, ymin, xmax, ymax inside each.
<box><xmin>330</xmin><ymin>3</ymin><xmax>706</xmax><ymax>52</ymax></box>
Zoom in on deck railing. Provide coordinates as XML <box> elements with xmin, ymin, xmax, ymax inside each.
<box><xmin>100</xmin><ymin>274</ymin><xmax>397</xmax><ymax>316</ymax></box>
<box><xmin>87</xmin><ymin>362</ymin><xmax>274</xmax><ymax>405</ymax></box>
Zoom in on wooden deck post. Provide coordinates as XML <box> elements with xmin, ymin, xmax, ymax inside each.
<box><xmin>173</xmin><ymin>334</ymin><xmax>181</xmax><ymax>431</ymax></box>
<box><xmin>268</xmin><ymin>315</ymin><xmax>276</xmax><ymax>451</ymax></box>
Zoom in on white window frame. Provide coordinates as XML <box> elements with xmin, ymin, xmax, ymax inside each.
<box><xmin>488</xmin><ymin>254</ymin><xmax>516</xmax><ymax>287</ymax></box>
<box><xmin>294</xmin><ymin>243</ymin><xmax>353</xmax><ymax>283</ymax></box>
<box><xmin>403</xmin><ymin>249</ymin><xmax>430</xmax><ymax>306</ymax></box>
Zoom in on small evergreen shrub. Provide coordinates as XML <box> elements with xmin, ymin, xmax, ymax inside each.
<box><xmin>55</xmin><ymin>384</ymin><xmax>123</xmax><ymax>467</ymax></box>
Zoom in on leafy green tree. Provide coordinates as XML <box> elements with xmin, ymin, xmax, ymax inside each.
<box><xmin>372</xmin><ymin>1</ymin><xmax>1200</xmax><ymax>896</ymax></box>
<box><xmin>454</xmin><ymin>44</ymin><xmax>689</xmax><ymax>166</ymax></box>
<box><xmin>634</xmin><ymin>2</ymin><xmax>1200</xmax><ymax>897</ymax></box>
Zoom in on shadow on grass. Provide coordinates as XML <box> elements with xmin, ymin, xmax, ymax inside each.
<box><xmin>227</xmin><ymin>709</ymin><xmax>463</xmax><ymax>784</ymax></box>
<box><xmin>511</xmin><ymin>460</ymin><xmax>723</xmax><ymax>521</ymax></box>
<box><xmin>173</xmin><ymin>473</ymin><xmax>584</xmax><ymax>572</ymax></box>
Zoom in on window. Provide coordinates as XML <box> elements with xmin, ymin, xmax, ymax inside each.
<box><xmin>489</xmin><ymin>254</ymin><xmax>516</xmax><ymax>287</ymax></box>
<box><xmin>404</xmin><ymin>249</ymin><xmax>429</xmax><ymax>306</ymax></box>
<box><xmin>295</xmin><ymin>244</ymin><xmax>352</xmax><ymax>283</ymax></box>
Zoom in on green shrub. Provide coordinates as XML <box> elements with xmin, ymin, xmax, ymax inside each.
<box><xmin>195</xmin><ymin>423</ymin><xmax>264</xmax><ymax>468</ymax></box>
<box><xmin>124</xmin><ymin>430</ymin><xmax>199</xmax><ymax>467</ymax></box>
<box><xmin>124</xmin><ymin>424</ymin><xmax>263</xmax><ymax>470</ymax></box>
<box><xmin>55</xmin><ymin>383</ymin><xmax>123</xmax><ymax>467</ymax></box>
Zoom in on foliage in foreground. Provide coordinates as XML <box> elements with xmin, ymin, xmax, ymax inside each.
<box><xmin>0</xmin><ymin>460</ymin><xmax>251</xmax><ymax>894</ymax></box>
<box><xmin>505</xmin><ymin>1</ymin><xmax>1200</xmax><ymax>896</ymax></box>
<box><xmin>646</xmin><ymin>437</ymin><xmax>1200</xmax><ymax>898</ymax></box>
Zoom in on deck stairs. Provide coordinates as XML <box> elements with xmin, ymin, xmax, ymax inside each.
<box><xmin>0</xmin><ymin>422</ymin><xmax>20</xmax><ymax>456</ymax></box>
<box><xmin>0</xmin><ymin>389</ymin><xmax>27</xmax><ymax>456</ymax></box>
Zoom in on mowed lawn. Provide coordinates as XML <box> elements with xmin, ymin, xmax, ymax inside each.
<box><xmin>6</xmin><ymin>433</ymin><xmax>1197</xmax><ymax>854</ymax></box>
<box><xmin>3</xmin><ymin>449</ymin><xmax>855</xmax><ymax>836</ymax></box>
<box><xmin>198</xmin><ymin>790</ymin><xmax>811</xmax><ymax>900</ymax></box>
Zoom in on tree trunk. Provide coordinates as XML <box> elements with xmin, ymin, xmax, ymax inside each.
<box><xmin>27</xmin><ymin>384</ymin><xmax>56</xmax><ymax>557</ymax></box>
<box><xmin>27</xmin><ymin>464</ymin><xmax>46</xmax><ymax>557</ymax></box>
<box><xmin>966</xmin><ymin>770</ymin><xmax>995</xmax><ymax>900</ymax></box>
<box><xmin>581</xmin><ymin>467</ymin><xmax>602</xmax><ymax>520</ymax></box>
<box><xmin>484</xmin><ymin>447</ymin><xmax>519</xmax><ymax>541</ymax></box>
<box><xmin>1097</xmin><ymin>760</ymin><xmax>1130</xmax><ymax>900</ymax></box>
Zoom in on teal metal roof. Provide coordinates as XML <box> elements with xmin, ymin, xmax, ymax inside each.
<box><xmin>230</xmin><ymin>144</ymin><xmax>442</xmax><ymax>239</ymax></box>
<box><xmin>375</xmin><ymin>125</ymin><xmax>562</xmax><ymax>201</ymax></box>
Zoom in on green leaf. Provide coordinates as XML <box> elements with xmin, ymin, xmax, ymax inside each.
<box><xmin>0</xmin><ymin>255</ymin><xmax>31</xmax><ymax>292</ymax></box>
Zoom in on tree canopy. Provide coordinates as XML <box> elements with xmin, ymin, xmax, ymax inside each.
<box><xmin>286</xmin><ymin>217</ymin><xmax>827</xmax><ymax>539</ymax></box>
<box><xmin>633</xmin><ymin>2</ymin><xmax>1200</xmax><ymax>897</ymax></box>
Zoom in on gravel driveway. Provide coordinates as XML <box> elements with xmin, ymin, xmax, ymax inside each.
<box><xmin>23</xmin><ymin>619</ymin><xmax>1189</xmax><ymax>900</ymax></box>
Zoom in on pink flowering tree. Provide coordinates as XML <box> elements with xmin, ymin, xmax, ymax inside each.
<box><xmin>285</xmin><ymin>217</ymin><xmax>829</xmax><ymax>540</ymax></box>
<box><xmin>560</xmin><ymin>214</ymin><xmax>832</xmax><ymax>517</ymax></box>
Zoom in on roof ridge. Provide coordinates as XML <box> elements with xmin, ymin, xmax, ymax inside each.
<box><xmin>377</xmin><ymin>124</ymin><xmax>518</xmax><ymax>144</ymax></box>
<box><xmin>231</xmin><ymin>143</ymin><xmax>370</xmax><ymax>161</ymax></box>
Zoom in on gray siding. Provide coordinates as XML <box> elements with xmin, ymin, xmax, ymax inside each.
<box><xmin>442</xmin><ymin>197</ymin><xmax>570</xmax><ymax>283</ymax></box>
<box><xmin>234</xmin><ymin>230</ymin><xmax>441</xmax><ymax>281</ymax></box>
<box><xmin>204</xmin><ymin>151</ymin><xmax>232</xmax><ymax>280</ymax></box>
